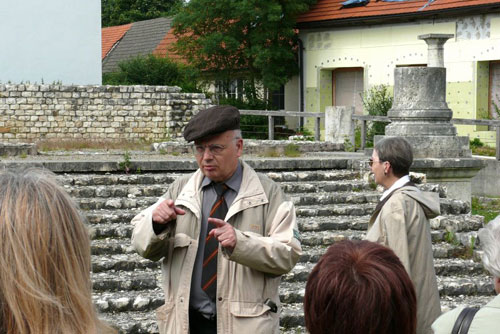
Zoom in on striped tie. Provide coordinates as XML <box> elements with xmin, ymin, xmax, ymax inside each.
<box><xmin>201</xmin><ymin>183</ymin><xmax>228</xmax><ymax>300</ymax></box>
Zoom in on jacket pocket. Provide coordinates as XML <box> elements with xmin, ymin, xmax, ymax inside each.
<box><xmin>156</xmin><ymin>302</ymin><xmax>175</xmax><ymax>334</ymax></box>
<box><xmin>229</xmin><ymin>301</ymin><xmax>279</xmax><ymax>333</ymax></box>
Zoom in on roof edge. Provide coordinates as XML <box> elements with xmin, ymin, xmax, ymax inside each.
<box><xmin>297</xmin><ymin>3</ymin><xmax>500</xmax><ymax>30</ymax></box>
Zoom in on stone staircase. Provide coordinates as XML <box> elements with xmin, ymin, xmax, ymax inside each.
<box><xmin>47</xmin><ymin>158</ymin><xmax>493</xmax><ymax>334</ymax></box>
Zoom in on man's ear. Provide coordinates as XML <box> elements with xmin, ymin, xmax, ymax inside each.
<box><xmin>235</xmin><ymin>138</ymin><xmax>243</xmax><ymax>157</ymax></box>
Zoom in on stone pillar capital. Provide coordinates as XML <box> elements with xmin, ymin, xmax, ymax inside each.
<box><xmin>418</xmin><ymin>33</ymin><xmax>454</xmax><ymax>67</ymax></box>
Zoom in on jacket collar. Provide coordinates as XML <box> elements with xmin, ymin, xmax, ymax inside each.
<box><xmin>175</xmin><ymin>160</ymin><xmax>268</xmax><ymax>220</ymax></box>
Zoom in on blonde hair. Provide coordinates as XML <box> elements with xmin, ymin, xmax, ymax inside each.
<box><xmin>0</xmin><ymin>169</ymin><xmax>114</xmax><ymax>334</ymax></box>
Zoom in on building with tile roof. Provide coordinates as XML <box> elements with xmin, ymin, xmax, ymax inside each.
<box><xmin>294</xmin><ymin>0</ymin><xmax>500</xmax><ymax>146</ymax></box>
<box><xmin>102</xmin><ymin>17</ymin><xmax>174</xmax><ymax>73</ymax></box>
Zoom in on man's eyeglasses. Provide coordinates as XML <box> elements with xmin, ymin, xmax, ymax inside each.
<box><xmin>368</xmin><ymin>158</ymin><xmax>385</xmax><ymax>167</ymax></box>
<box><xmin>193</xmin><ymin>144</ymin><xmax>227</xmax><ymax>156</ymax></box>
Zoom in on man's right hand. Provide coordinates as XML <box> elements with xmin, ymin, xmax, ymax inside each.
<box><xmin>152</xmin><ymin>199</ymin><xmax>186</xmax><ymax>224</ymax></box>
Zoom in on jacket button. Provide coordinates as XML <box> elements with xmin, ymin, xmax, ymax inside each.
<box><xmin>180</xmin><ymin>297</ymin><xmax>184</xmax><ymax>303</ymax></box>
<box><xmin>218</xmin><ymin>297</ymin><xmax>222</xmax><ymax>301</ymax></box>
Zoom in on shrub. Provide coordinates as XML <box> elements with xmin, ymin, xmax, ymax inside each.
<box><xmin>217</xmin><ymin>97</ymin><xmax>275</xmax><ymax>139</ymax></box>
<box><xmin>361</xmin><ymin>84</ymin><xmax>393</xmax><ymax>147</ymax></box>
<box><xmin>103</xmin><ymin>54</ymin><xmax>200</xmax><ymax>92</ymax></box>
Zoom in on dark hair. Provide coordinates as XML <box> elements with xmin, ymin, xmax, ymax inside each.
<box><xmin>304</xmin><ymin>240</ymin><xmax>417</xmax><ymax>334</ymax></box>
<box><xmin>374</xmin><ymin>137</ymin><xmax>413</xmax><ymax>177</ymax></box>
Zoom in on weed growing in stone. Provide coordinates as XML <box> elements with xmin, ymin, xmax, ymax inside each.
<box><xmin>119</xmin><ymin>151</ymin><xmax>132</xmax><ymax>174</ymax></box>
<box><xmin>444</xmin><ymin>230</ymin><xmax>460</xmax><ymax>246</ymax></box>
<box><xmin>284</xmin><ymin>144</ymin><xmax>301</xmax><ymax>157</ymax></box>
<box><xmin>471</xmin><ymin>196</ymin><xmax>500</xmax><ymax>223</ymax></box>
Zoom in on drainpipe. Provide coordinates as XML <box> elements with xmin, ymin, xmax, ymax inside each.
<box><xmin>298</xmin><ymin>38</ymin><xmax>304</xmax><ymax>129</ymax></box>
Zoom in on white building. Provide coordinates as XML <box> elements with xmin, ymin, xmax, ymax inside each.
<box><xmin>0</xmin><ymin>0</ymin><xmax>101</xmax><ymax>84</ymax></box>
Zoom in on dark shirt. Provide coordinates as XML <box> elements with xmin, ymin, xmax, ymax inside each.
<box><xmin>189</xmin><ymin>162</ymin><xmax>243</xmax><ymax>318</ymax></box>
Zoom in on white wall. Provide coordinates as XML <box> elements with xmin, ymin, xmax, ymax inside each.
<box><xmin>0</xmin><ymin>0</ymin><xmax>101</xmax><ymax>85</ymax></box>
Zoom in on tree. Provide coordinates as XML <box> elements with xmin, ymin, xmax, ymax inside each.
<box><xmin>173</xmin><ymin>0</ymin><xmax>316</xmax><ymax>100</ymax></box>
<box><xmin>102</xmin><ymin>54</ymin><xmax>201</xmax><ymax>93</ymax></box>
<box><xmin>102</xmin><ymin>0</ymin><xmax>183</xmax><ymax>27</ymax></box>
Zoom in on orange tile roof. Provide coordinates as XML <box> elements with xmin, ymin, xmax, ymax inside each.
<box><xmin>152</xmin><ymin>28</ymin><xmax>186</xmax><ymax>63</ymax></box>
<box><xmin>101</xmin><ymin>23</ymin><xmax>132</xmax><ymax>60</ymax></box>
<box><xmin>298</xmin><ymin>0</ymin><xmax>500</xmax><ymax>24</ymax></box>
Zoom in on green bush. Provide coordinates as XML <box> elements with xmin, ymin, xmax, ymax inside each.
<box><xmin>361</xmin><ymin>85</ymin><xmax>393</xmax><ymax>147</ymax></box>
<box><xmin>103</xmin><ymin>54</ymin><xmax>200</xmax><ymax>92</ymax></box>
<box><xmin>217</xmin><ymin>98</ymin><xmax>275</xmax><ymax>139</ymax></box>
<box><xmin>470</xmin><ymin>138</ymin><xmax>484</xmax><ymax>149</ymax></box>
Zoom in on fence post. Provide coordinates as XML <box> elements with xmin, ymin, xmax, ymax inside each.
<box><xmin>268</xmin><ymin>116</ymin><xmax>274</xmax><ymax>140</ymax></box>
<box><xmin>361</xmin><ymin>120</ymin><xmax>366</xmax><ymax>150</ymax></box>
<box><xmin>315</xmin><ymin>117</ymin><xmax>321</xmax><ymax>141</ymax></box>
<box><xmin>497</xmin><ymin>126</ymin><xmax>500</xmax><ymax>161</ymax></box>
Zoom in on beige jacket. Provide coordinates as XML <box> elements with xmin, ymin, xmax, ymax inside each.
<box><xmin>432</xmin><ymin>294</ymin><xmax>500</xmax><ymax>334</ymax></box>
<box><xmin>131</xmin><ymin>161</ymin><xmax>302</xmax><ymax>334</ymax></box>
<box><xmin>366</xmin><ymin>185</ymin><xmax>441</xmax><ymax>334</ymax></box>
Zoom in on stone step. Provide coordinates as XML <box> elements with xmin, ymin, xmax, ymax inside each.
<box><xmin>278</xmin><ymin>294</ymin><xmax>498</xmax><ymax>332</ymax></box>
<box><xmin>92</xmin><ymin>254</ymin><xmax>159</xmax><ymax>273</ymax></box>
<box><xmin>100</xmin><ymin>311</ymin><xmax>159</xmax><ymax>334</ymax></box>
<box><xmin>91</xmin><ymin>239</ymin><xmax>135</xmax><ymax>255</ymax></box>
<box><xmin>94</xmin><ymin>290</ymin><xmax>164</xmax><ymax>313</ymax></box>
<box><xmin>279</xmin><ymin>179</ymin><xmax>372</xmax><ymax>193</ymax></box>
<box><xmin>58</xmin><ymin>173</ymin><xmax>184</xmax><ymax>187</ymax></box>
<box><xmin>89</xmin><ymin>246</ymin><xmax>482</xmax><ymax>277</ymax></box>
<box><xmin>86</xmin><ymin>209</ymin><xmax>137</xmax><ymax>225</ymax></box>
<box><xmin>90</xmin><ymin>223</ymin><xmax>133</xmax><ymax>239</ymax></box>
<box><xmin>290</xmin><ymin>192</ymin><xmax>379</xmax><ymax>206</ymax></box>
<box><xmin>78</xmin><ymin>197</ymin><xmax>157</xmax><ymax>210</ymax></box>
<box><xmin>98</xmin><ymin>299</ymin><xmax>307</xmax><ymax>333</ymax></box>
<box><xmin>296</xmin><ymin>204</ymin><xmax>375</xmax><ymax>217</ymax></box>
<box><xmin>298</xmin><ymin>214</ymin><xmax>483</xmax><ymax>233</ymax></box>
<box><xmin>66</xmin><ymin>184</ymin><xmax>167</xmax><ymax>199</ymax></box>
<box><xmin>265</xmin><ymin>170</ymin><xmax>362</xmax><ymax>182</ymax></box>
<box><xmin>86</xmin><ymin>212</ymin><xmax>482</xmax><ymax>242</ymax></box>
<box><xmin>59</xmin><ymin>169</ymin><xmax>360</xmax><ymax>189</ymax></box>
<box><xmin>279</xmin><ymin>274</ymin><xmax>494</xmax><ymax>305</ymax></box>
<box><xmin>92</xmin><ymin>271</ymin><xmax>161</xmax><ymax>292</ymax></box>
<box><xmin>282</xmin><ymin>258</ymin><xmax>485</xmax><ymax>284</ymax></box>
<box><xmin>437</xmin><ymin>275</ymin><xmax>495</xmax><ymax>296</ymax></box>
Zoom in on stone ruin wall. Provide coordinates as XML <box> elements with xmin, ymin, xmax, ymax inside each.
<box><xmin>0</xmin><ymin>84</ymin><xmax>212</xmax><ymax>142</ymax></box>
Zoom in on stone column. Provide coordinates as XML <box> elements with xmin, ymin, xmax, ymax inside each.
<box><xmin>374</xmin><ymin>34</ymin><xmax>484</xmax><ymax>204</ymax></box>
<box><xmin>418</xmin><ymin>34</ymin><xmax>454</xmax><ymax>67</ymax></box>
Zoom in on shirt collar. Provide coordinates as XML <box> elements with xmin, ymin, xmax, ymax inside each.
<box><xmin>201</xmin><ymin>161</ymin><xmax>243</xmax><ymax>193</ymax></box>
<box><xmin>380</xmin><ymin>175</ymin><xmax>410</xmax><ymax>201</ymax></box>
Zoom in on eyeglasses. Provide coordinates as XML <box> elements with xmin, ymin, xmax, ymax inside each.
<box><xmin>193</xmin><ymin>144</ymin><xmax>227</xmax><ymax>156</ymax></box>
<box><xmin>368</xmin><ymin>158</ymin><xmax>385</xmax><ymax>167</ymax></box>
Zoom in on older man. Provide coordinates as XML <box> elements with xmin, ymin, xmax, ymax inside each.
<box><xmin>131</xmin><ymin>105</ymin><xmax>302</xmax><ymax>334</ymax></box>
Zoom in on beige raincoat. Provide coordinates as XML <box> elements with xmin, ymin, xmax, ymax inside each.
<box><xmin>366</xmin><ymin>185</ymin><xmax>441</xmax><ymax>334</ymax></box>
<box><xmin>131</xmin><ymin>161</ymin><xmax>302</xmax><ymax>333</ymax></box>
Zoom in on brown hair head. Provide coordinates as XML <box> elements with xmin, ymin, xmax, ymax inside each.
<box><xmin>304</xmin><ymin>240</ymin><xmax>416</xmax><ymax>334</ymax></box>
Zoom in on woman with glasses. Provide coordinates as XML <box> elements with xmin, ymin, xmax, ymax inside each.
<box><xmin>365</xmin><ymin>136</ymin><xmax>441</xmax><ymax>334</ymax></box>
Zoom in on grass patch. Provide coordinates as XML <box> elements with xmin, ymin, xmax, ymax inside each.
<box><xmin>284</xmin><ymin>144</ymin><xmax>301</xmax><ymax>158</ymax></box>
<box><xmin>471</xmin><ymin>146</ymin><xmax>496</xmax><ymax>157</ymax></box>
<box><xmin>471</xmin><ymin>196</ymin><xmax>500</xmax><ymax>223</ymax></box>
<box><xmin>36</xmin><ymin>139</ymin><xmax>151</xmax><ymax>152</ymax></box>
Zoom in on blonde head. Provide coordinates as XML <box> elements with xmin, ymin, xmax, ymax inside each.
<box><xmin>0</xmin><ymin>169</ymin><xmax>113</xmax><ymax>334</ymax></box>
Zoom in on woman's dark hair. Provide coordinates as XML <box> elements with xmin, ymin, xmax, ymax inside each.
<box><xmin>375</xmin><ymin>136</ymin><xmax>413</xmax><ymax>177</ymax></box>
<box><xmin>304</xmin><ymin>240</ymin><xmax>417</xmax><ymax>334</ymax></box>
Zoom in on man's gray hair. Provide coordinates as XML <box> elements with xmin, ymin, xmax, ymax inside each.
<box><xmin>478</xmin><ymin>216</ymin><xmax>500</xmax><ymax>278</ymax></box>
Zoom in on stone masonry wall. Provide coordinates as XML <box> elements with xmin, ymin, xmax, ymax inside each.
<box><xmin>0</xmin><ymin>84</ymin><xmax>212</xmax><ymax>142</ymax></box>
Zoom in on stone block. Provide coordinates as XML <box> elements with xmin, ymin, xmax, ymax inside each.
<box><xmin>325</xmin><ymin>106</ymin><xmax>354</xmax><ymax>145</ymax></box>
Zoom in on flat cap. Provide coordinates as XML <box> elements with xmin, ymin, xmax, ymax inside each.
<box><xmin>183</xmin><ymin>105</ymin><xmax>240</xmax><ymax>142</ymax></box>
